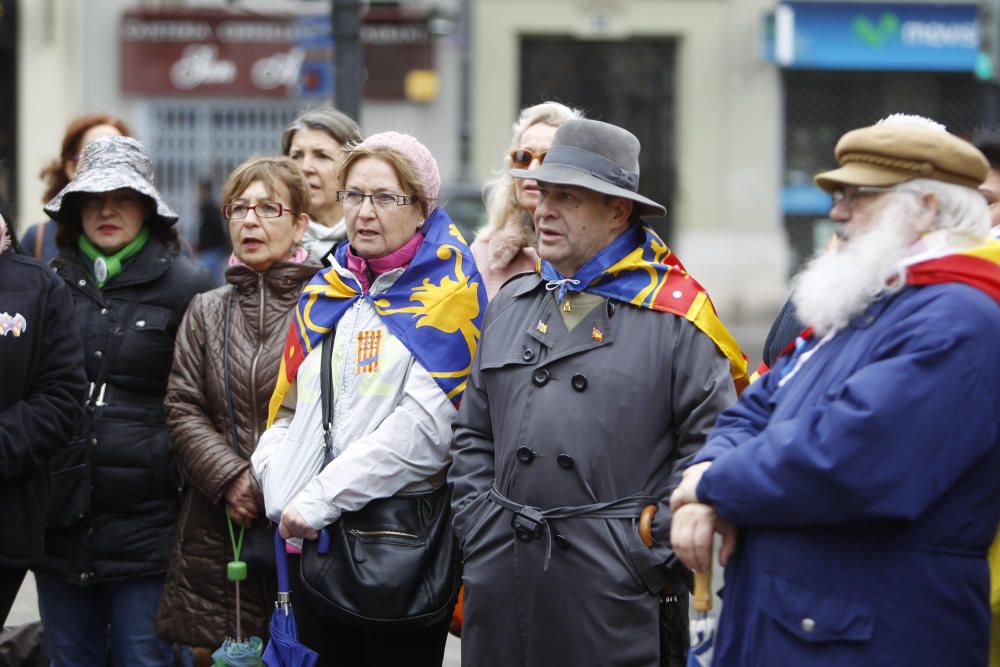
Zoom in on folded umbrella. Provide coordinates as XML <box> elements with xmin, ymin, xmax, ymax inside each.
<box><xmin>215</xmin><ymin>509</ymin><xmax>265</xmax><ymax>667</ymax></box>
<box><xmin>262</xmin><ymin>529</ymin><xmax>319</xmax><ymax>667</ymax></box>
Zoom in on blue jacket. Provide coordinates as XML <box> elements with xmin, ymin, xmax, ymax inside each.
<box><xmin>694</xmin><ymin>282</ymin><xmax>1000</xmax><ymax>666</ymax></box>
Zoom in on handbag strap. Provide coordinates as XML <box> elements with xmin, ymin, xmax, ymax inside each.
<box><xmin>222</xmin><ymin>287</ymin><xmax>241</xmax><ymax>456</ymax></box>
<box><xmin>86</xmin><ymin>289</ymin><xmax>143</xmax><ymax>408</ymax></box>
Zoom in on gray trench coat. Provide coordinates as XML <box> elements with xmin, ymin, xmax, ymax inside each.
<box><xmin>449</xmin><ymin>273</ymin><xmax>737</xmax><ymax>667</ymax></box>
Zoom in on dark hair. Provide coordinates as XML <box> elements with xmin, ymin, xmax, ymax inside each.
<box><xmin>40</xmin><ymin>114</ymin><xmax>133</xmax><ymax>204</ymax></box>
<box><xmin>972</xmin><ymin>129</ymin><xmax>1000</xmax><ymax>170</ymax></box>
<box><xmin>281</xmin><ymin>106</ymin><xmax>363</xmax><ymax>155</ymax></box>
<box><xmin>54</xmin><ymin>191</ymin><xmax>179</xmax><ymax>251</ymax></box>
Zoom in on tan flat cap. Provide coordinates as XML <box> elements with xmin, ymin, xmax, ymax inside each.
<box><xmin>814</xmin><ymin>121</ymin><xmax>989</xmax><ymax>193</ymax></box>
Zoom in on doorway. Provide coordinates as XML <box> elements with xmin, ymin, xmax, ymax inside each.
<box><xmin>520</xmin><ymin>36</ymin><xmax>677</xmax><ymax>240</ymax></box>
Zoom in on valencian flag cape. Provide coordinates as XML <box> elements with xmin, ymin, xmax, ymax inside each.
<box><xmin>539</xmin><ymin>224</ymin><xmax>749</xmax><ymax>392</ymax></box>
<box><xmin>905</xmin><ymin>238</ymin><xmax>1000</xmax><ymax>303</ymax></box>
<box><xmin>267</xmin><ymin>208</ymin><xmax>487</xmax><ymax>426</ymax></box>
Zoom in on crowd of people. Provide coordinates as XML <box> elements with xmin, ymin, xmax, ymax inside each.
<box><xmin>0</xmin><ymin>103</ymin><xmax>998</xmax><ymax>667</ymax></box>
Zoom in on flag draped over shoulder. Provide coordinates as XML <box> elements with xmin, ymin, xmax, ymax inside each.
<box><xmin>267</xmin><ymin>208</ymin><xmax>487</xmax><ymax>426</ymax></box>
<box><xmin>906</xmin><ymin>238</ymin><xmax>1000</xmax><ymax>304</ymax></box>
<box><xmin>539</xmin><ymin>224</ymin><xmax>749</xmax><ymax>392</ymax></box>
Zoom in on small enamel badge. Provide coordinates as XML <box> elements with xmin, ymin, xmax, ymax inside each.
<box><xmin>536</xmin><ymin>320</ymin><xmax>548</xmax><ymax>335</ymax></box>
<box><xmin>355</xmin><ymin>330</ymin><xmax>383</xmax><ymax>374</ymax></box>
<box><xmin>591</xmin><ymin>326</ymin><xmax>603</xmax><ymax>342</ymax></box>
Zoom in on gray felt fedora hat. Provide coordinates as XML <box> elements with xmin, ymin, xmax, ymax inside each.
<box><xmin>510</xmin><ymin>118</ymin><xmax>665</xmax><ymax>217</ymax></box>
<box><xmin>44</xmin><ymin>135</ymin><xmax>178</xmax><ymax>225</ymax></box>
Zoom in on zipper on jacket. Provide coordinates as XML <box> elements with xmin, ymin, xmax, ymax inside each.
<box><xmin>345</xmin><ymin>528</ymin><xmax>419</xmax><ymax>563</ymax></box>
<box><xmin>248</xmin><ymin>273</ymin><xmax>266</xmax><ymax>450</ymax></box>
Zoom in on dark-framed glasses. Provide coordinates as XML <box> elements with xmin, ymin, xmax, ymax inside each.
<box><xmin>337</xmin><ymin>190</ymin><xmax>417</xmax><ymax>208</ymax></box>
<box><xmin>224</xmin><ymin>202</ymin><xmax>289</xmax><ymax>219</ymax></box>
<box><xmin>510</xmin><ymin>149</ymin><xmax>547</xmax><ymax>169</ymax></box>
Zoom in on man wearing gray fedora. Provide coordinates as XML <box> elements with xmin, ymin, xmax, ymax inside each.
<box><xmin>449</xmin><ymin>118</ymin><xmax>747</xmax><ymax>665</ymax></box>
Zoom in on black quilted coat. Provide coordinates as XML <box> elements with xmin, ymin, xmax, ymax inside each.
<box><xmin>38</xmin><ymin>238</ymin><xmax>212</xmax><ymax>583</ymax></box>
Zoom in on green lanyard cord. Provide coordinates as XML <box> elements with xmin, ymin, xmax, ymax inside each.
<box><xmin>226</xmin><ymin>506</ymin><xmax>246</xmax><ymax>562</ymax></box>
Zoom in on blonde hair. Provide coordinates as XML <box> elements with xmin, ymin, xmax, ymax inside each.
<box><xmin>481</xmin><ymin>101</ymin><xmax>584</xmax><ymax>237</ymax></box>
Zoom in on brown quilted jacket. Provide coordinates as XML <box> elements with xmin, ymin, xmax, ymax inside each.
<box><xmin>155</xmin><ymin>259</ymin><xmax>321</xmax><ymax>647</ymax></box>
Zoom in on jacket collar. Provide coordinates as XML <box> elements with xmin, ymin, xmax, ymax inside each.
<box><xmin>54</xmin><ymin>235</ymin><xmax>174</xmax><ymax>290</ymax></box>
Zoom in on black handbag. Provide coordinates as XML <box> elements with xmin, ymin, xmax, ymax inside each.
<box><xmin>46</xmin><ymin>291</ymin><xmax>142</xmax><ymax>529</ymax></box>
<box><xmin>298</xmin><ymin>334</ymin><xmax>460</xmax><ymax>629</ymax></box>
<box><xmin>222</xmin><ymin>288</ymin><xmax>276</xmax><ymax>572</ymax></box>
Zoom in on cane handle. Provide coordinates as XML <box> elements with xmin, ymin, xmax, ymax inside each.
<box><xmin>693</xmin><ymin>567</ymin><xmax>713</xmax><ymax>613</ymax></box>
<box><xmin>639</xmin><ymin>505</ymin><xmax>656</xmax><ymax>548</ymax></box>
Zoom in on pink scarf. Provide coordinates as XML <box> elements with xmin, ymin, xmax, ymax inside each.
<box><xmin>228</xmin><ymin>245</ymin><xmax>310</xmax><ymax>268</ymax></box>
<box><xmin>345</xmin><ymin>232</ymin><xmax>425</xmax><ymax>292</ymax></box>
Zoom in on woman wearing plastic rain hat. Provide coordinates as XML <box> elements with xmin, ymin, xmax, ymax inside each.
<box><xmin>35</xmin><ymin>135</ymin><xmax>214</xmax><ymax>667</ymax></box>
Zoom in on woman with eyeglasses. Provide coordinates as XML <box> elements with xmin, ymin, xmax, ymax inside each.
<box><xmin>253</xmin><ymin>132</ymin><xmax>486</xmax><ymax>666</ymax></box>
<box><xmin>36</xmin><ymin>136</ymin><xmax>213</xmax><ymax>667</ymax></box>
<box><xmin>471</xmin><ymin>101</ymin><xmax>583</xmax><ymax>298</ymax></box>
<box><xmin>155</xmin><ymin>157</ymin><xmax>322</xmax><ymax>654</ymax></box>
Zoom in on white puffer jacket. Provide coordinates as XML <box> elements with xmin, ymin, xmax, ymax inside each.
<box><xmin>252</xmin><ymin>261</ymin><xmax>454</xmax><ymax>530</ymax></box>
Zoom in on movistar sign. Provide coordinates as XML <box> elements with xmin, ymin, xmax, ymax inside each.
<box><xmin>765</xmin><ymin>2</ymin><xmax>979</xmax><ymax>71</ymax></box>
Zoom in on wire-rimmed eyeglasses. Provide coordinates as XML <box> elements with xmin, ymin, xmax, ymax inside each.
<box><xmin>831</xmin><ymin>186</ymin><xmax>896</xmax><ymax>209</ymax></box>
<box><xmin>224</xmin><ymin>202</ymin><xmax>290</xmax><ymax>219</ymax></box>
<box><xmin>337</xmin><ymin>190</ymin><xmax>418</xmax><ymax>208</ymax></box>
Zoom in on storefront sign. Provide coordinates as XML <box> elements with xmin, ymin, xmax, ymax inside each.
<box><xmin>762</xmin><ymin>2</ymin><xmax>979</xmax><ymax>71</ymax></box>
<box><xmin>121</xmin><ymin>7</ymin><xmax>434</xmax><ymax>99</ymax></box>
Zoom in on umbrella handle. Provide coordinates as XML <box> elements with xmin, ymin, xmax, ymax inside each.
<box><xmin>274</xmin><ymin>527</ymin><xmax>291</xmax><ymax>594</ymax></box>
<box><xmin>639</xmin><ymin>504</ymin><xmax>656</xmax><ymax>548</ymax></box>
<box><xmin>693</xmin><ymin>567</ymin><xmax>713</xmax><ymax>613</ymax></box>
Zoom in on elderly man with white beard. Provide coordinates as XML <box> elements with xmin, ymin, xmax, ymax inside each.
<box><xmin>669</xmin><ymin>114</ymin><xmax>1000</xmax><ymax>667</ymax></box>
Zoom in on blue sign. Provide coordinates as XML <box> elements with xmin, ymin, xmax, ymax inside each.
<box><xmin>764</xmin><ymin>2</ymin><xmax>979</xmax><ymax>71</ymax></box>
<box><xmin>294</xmin><ymin>14</ymin><xmax>334</xmax><ymax>98</ymax></box>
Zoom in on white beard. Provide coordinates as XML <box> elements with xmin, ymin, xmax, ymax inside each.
<box><xmin>792</xmin><ymin>200</ymin><xmax>915</xmax><ymax>336</ymax></box>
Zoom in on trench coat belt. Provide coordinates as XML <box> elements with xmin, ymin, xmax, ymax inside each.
<box><xmin>488</xmin><ymin>486</ymin><xmax>657</xmax><ymax>570</ymax></box>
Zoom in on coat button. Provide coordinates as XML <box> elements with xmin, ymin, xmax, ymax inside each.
<box><xmin>557</xmin><ymin>453</ymin><xmax>575</xmax><ymax>470</ymax></box>
<box><xmin>521</xmin><ymin>348</ymin><xmax>535</xmax><ymax>362</ymax></box>
<box><xmin>94</xmin><ymin>350</ymin><xmax>103</xmax><ymax>359</ymax></box>
<box><xmin>554</xmin><ymin>534</ymin><xmax>570</xmax><ymax>550</ymax></box>
<box><xmin>100</xmin><ymin>308</ymin><xmax>108</xmax><ymax>315</ymax></box>
<box><xmin>77</xmin><ymin>279</ymin><xmax>87</xmax><ymax>287</ymax></box>
<box><xmin>571</xmin><ymin>373</ymin><xmax>587</xmax><ymax>392</ymax></box>
<box><xmin>135</xmin><ymin>319</ymin><xmax>146</xmax><ymax>328</ymax></box>
<box><xmin>516</xmin><ymin>446</ymin><xmax>535</xmax><ymax>464</ymax></box>
<box><xmin>532</xmin><ymin>368</ymin><xmax>550</xmax><ymax>386</ymax></box>
<box><xmin>800</xmin><ymin>618</ymin><xmax>816</xmax><ymax>633</ymax></box>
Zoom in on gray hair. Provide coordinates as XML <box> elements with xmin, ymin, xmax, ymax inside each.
<box><xmin>281</xmin><ymin>106</ymin><xmax>363</xmax><ymax>155</ymax></box>
<box><xmin>480</xmin><ymin>101</ymin><xmax>584</xmax><ymax>238</ymax></box>
<box><xmin>894</xmin><ymin>178</ymin><xmax>991</xmax><ymax>238</ymax></box>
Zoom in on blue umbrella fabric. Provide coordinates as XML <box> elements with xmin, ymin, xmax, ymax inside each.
<box><xmin>262</xmin><ymin>530</ymin><xmax>319</xmax><ymax>667</ymax></box>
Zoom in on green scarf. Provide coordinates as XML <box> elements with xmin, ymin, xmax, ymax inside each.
<box><xmin>78</xmin><ymin>226</ymin><xmax>151</xmax><ymax>288</ymax></box>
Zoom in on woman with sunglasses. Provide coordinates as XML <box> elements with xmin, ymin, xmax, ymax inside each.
<box><xmin>471</xmin><ymin>101</ymin><xmax>583</xmax><ymax>298</ymax></box>
<box><xmin>156</xmin><ymin>157</ymin><xmax>322</xmax><ymax>654</ymax></box>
